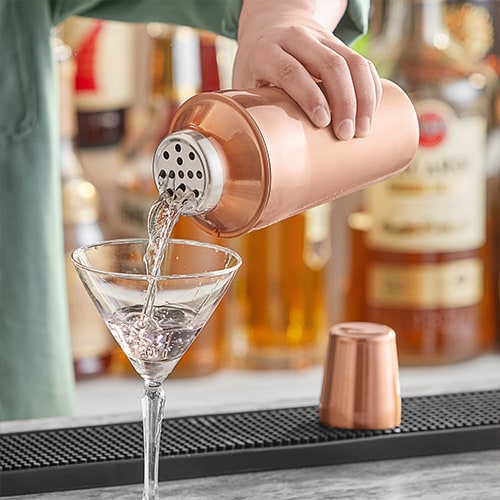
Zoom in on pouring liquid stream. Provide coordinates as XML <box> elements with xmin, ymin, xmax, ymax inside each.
<box><xmin>142</xmin><ymin>189</ymin><xmax>195</xmax><ymax>317</ymax></box>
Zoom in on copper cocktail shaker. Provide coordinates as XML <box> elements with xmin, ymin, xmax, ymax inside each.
<box><xmin>152</xmin><ymin>79</ymin><xmax>419</xmax><ymax>237</ymax></box>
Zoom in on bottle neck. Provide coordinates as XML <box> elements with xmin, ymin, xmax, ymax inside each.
<box><xmin>55</xmin><ymin>37</ymin><xmax>84</xmax><ymax>181</ymax></box>
<box><xmin>403</xmin><ymin>0</ymin><xmax>449</xmax><ymax>47</ymax></box>
<box><xmin>148</xmin><ymin>24</ymin><xmax>201</xmax><ymax>104</ymax></box>
<box><xmin>55</xmin><ymin>36</ymin><xmax>100</xmax><ymax>225</ymax></box>
<box><xmin>55</xmin><ymin>37</ymin><xmax>78</xmax><ymax>142</ymax></box>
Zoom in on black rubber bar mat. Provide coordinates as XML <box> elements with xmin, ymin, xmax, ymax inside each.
<box><xmin>1</xmin><ymin>389</ymin><xmax>500</xmax><ymax>497</ymax></box>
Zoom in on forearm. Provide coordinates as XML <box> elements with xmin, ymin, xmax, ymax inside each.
<box><xmin>315</xmin><ymin>0</ymin><xmax>349</xmax><ymax>31</ymax></box>
<box><xmin>238</xmin><ymin>0</ymin><xmax>348</xmax><ymax>42</ymax></box>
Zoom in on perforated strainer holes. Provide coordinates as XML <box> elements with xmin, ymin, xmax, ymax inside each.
<box><xmin>156</xmin><ymin>140</ymin><xmax>206</xmax><ymax>201</ymax></box>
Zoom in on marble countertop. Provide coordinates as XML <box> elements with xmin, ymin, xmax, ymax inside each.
<box><xmin>2</xmin><ymin>355</ymin><xmax>500</xmax><ymax>499</ymax></box>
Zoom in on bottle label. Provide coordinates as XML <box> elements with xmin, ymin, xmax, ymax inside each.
<box><xmin>367</xmin><ymin>99</ymin><xmax>486</xmax><ymax>252</ymax></box>
<box><xmin>62</xmin><ymin>18</ymin><xmax>135</xmax><ymax>111</ymax></box>
<box><xmin>368</xmin><ymin>258</ymin><xmax>483</xmax><ymax>308</ymax></box>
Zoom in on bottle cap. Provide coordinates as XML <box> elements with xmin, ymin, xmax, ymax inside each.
<box><xmin>319</xmin><ymin>322</ymin><xmax>401</xmax><ymax>430</ymax></box>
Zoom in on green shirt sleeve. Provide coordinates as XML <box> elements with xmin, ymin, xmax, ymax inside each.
<box><xmin>336</xmin><ymin>0</ymin><xmax>370</xmax><ymax>45</ymax></box>
<box><xmin>52</xmin><ymin>0</ymin><xmax>369</xmax><ymax>43</ymax></box>
<box><xmin>52</xmin><ymin>0</ymin><xmax>243</xmax><ymax>38</ymax></box>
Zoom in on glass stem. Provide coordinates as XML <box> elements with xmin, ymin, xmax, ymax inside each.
<box><xmin>142</xmin><ymin>381</ymin><xmax>166</xmax><ymax>500</ymax></box>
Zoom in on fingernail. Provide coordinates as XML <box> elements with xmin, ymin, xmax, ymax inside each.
<box><xmin>312</xmin><ymin>106</ymin><xmax>331</xmax><ymax>128</ymax></box>
<box><xmin>335</xmin><ymin>119</ymin><xmax>355</xmax><ymax>141</ymax></box>
<box><xmin>356</xmin><ymin>116</ymin><xmax>371</xmax><ymax>138</ymax></box>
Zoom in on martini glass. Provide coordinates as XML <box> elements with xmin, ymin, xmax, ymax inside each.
<box><xmin>72</xmin><ymin>238</ymin><xmax>241</xmax><ymax>500</ymax></box>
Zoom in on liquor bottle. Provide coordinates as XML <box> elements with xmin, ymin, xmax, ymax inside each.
<box><xmin>352</xmin><ymin>0</ymin><xmax>404</xmax><ymax>78</ymax></box>
<box><xmin>361</xmin><ymin>0</ymin><xmax>406</xmax><ymax>78</ymax></box>
<box><xmin>446</xmin><ymin>0</ymin><xmax>500</xmax><ymax>338</ymax></box>
<box><xmin>60</xmin><ymin>17</ymin><xmax>135</xmax><ymax>147</ymax></box>
<box><xmin>330</xmin><ymin>1</ymin><xmax>393</xmax><ymax>324</ymax></box>
<box><xmin>361</xmin><ymin>0</ymin><xmax>496</xmax><ymax>364</ymax></box>
<box><xmin>55</xmin><ymin>37</ymin><xmax>113</xmax><ymax>379</ymax></box>
<box><xmin>238</xmin><ymin>204</ymin><xmax>332</xmax><ymax>369</ymax></box>
<box><xmin>59</xmin><ymin>17</ymin><xmax>136</xmax><ymax>239</ymax></box>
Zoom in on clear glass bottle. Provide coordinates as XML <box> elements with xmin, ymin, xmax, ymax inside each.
<box><xmin>55</xmin><ymin>37</ymin><xmax>114</xmax><ymax>379</ymax></box>
<box><xmin>362</xmin><ymin>0</ymin><xmax>497</xmax><ymax>364</ymax></box>
<box><xmin>360</xmin><ymin>0</ymin><xmax>407</xmax><ymax>78</ymax></box>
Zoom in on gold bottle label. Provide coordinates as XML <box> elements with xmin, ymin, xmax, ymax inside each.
<box><xmin>368</xmin><ymin>258</ymin><xmax>483</xmax><ymax>308</ymax></box>
<box><xmin>367</xmin><ymin>99</ymin><xmax>487</xmax><ymax>252</ymax></box>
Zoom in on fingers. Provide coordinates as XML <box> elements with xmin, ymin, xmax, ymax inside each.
<box><xmin>320</xmin><ymin>44</ymin><xmax>382</xmax><ymax>139</ymax></box>
<box><xmin>280</xmin><ymin>32</ymin><xmax>382</xmax><ymax>140</ymax></box>
<box><xmin>233</xmin><ymin>26</ymin><xmax>383</xmax><ymax>141</ymax></box>
<box><xmin>244</xmin><ymin>43</ymin><xmax>332</xmax><ymax>127</ymax></box>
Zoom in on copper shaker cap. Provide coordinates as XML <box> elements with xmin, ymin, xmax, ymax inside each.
<box><xmin>319</xmin><ymin>322</ymin><xmax>401</xmax><ymax>430</ymax></box>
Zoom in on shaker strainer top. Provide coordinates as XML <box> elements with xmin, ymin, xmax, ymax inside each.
<box><xmin>152</xmin><ymin>130</ymin><xmax>225</xmax><ymax>215</ymax></box>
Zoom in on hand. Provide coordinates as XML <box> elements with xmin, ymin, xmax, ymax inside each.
<box><xmin>233</xmin><ymin>0</ymin><xmax>382</xmax><ymax>140</ymax></box>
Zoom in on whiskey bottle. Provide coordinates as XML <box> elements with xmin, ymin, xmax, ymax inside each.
<box><xmin>446</xmin><ymin>0</ymin><xmax>500</xmax><ymax>338</ymax></box>
<box><xmin>55</xmin><ymin>37</ymin><xmax>114</xmax><ymax>379</ymax></box>
<box><xmin>362</xmin><ymin>0</ymin><xmax>496</xmax><ymax>364</ymax></box>
<box><xmin>238</xmin><ymin>204</ymin><xmax>332</xmax><ymax>369</ymax></box>
<box><xmin>59</xmin><ymin>17</ymin><xmax>136</xmax><ymax>239</ymax></box>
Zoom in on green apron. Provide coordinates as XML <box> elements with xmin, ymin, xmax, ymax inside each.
<box><xmin>0</xmin><ymin>0</ymin><xmax>368</xmax><ymax>420</ymax></box>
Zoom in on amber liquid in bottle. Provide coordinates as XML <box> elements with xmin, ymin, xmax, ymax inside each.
<box><xmin>361</xmin><ymin>0</ymin><xmax>496</xmax><ymax>365</ymax></box>
<box><xmin>240</xmin><ymin>205</ymin><xmax>331</xmax><ymax>369</ymax></box>
<box><xmin>446</xmin><ymin>0</ymin><xmax>500</xmax><ymax>348</ymax></box>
